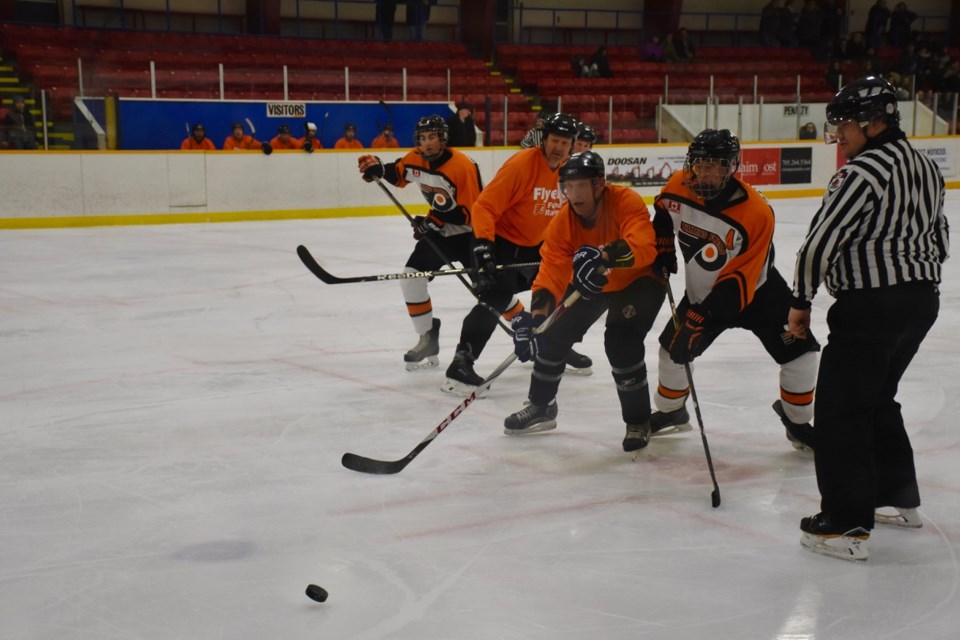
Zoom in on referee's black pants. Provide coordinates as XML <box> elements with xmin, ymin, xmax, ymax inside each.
<box><xmin>814</xmin><ymin>281</ymin><xmax>939</xmax><ymax>531</ymax></box>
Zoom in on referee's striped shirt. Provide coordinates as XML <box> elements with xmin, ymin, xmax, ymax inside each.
<box><xmin>792</xmin><ymin>128</ymin><xmax>950</xmax><ymax>302</ymax></box>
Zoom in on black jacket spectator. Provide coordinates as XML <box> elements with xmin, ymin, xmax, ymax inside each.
<box><xmin>674</xmin><ymin>28</ymin><xmax>696</xmax><ymax>60</ymax></box>
<box><xmin>446</xmin><ymin>103</ymin><xmax>477</xmax><ymax>147</ymax></box>
<box><xmin>589</xmin><ymin>46</ymin><xmax>613</xmax><ymax>77</ymax></box>
<box><xmin>888</xmin><ymin>3</ymin><xmax>917</xmax><ymax>48</ymax></box>
<box><xmin>3</xmin><ymin>95</ymin><xmax>37</xmax><ymax>150</ymax></box>
<box><xmin>865</xmin><ymin>0</ymin><xmax>890</xmax><ymax>49</ymax></box>
<box><xmin>797</xmin><ymin>1</ymin><xmax>823</xmax><ymax>49</ymax></box>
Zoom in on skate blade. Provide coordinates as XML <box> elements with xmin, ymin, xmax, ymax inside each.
<box><xmin>503</xmin><ymin>420</ymin><xmax>557</xmax><ymax>436</ymax></box>
<box><xmin>650</xmin><ymin>423</ymin><xmax>692</xmax><ymax>437</ymax></box>
<box><xmin>405</xmin><ymin>356</ymin><xmax>439</xmax><ymax>371</ymax></box>
<box><xmin>875</xmin><ymin>508</ymin><xmax>923</xmax><ymax>529</ymax></box>
<box><xmin>440</xmin><ymin>378</ymin><xmax>489</xmax><ymax>399</ymax></box>
<box><xmin>564</xmin><ymin>364</ymin><xmax>593</xmax><ymax>376</ymax></box>
<box><xmin>787</xmin><ymin>434</ymin><xmax>815</xmax><ymax>455</ymax></box>
<box><xmin>800</xmin><ymin>532</ymin><xmax>869</xmax><ymax>562</ymax></box>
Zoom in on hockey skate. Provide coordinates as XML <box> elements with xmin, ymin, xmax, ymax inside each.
<box><xmin>404</xmin><ymin>318</ymin><xmax>441</xmax><ymax>371</ymax></box>
<box><xmin>650</xmin><ymin>406</ymin><xmax>692</xmax><ymax>436</ymax></box>
<box><xmin>441</xmin><ymin>346</ymin><xmax>488</xmax><ymax>398</ymax></box>
<box><xmin>875</xmin><ymin>506</ymin><xmax>923</xmax><ymax>529</ymax></box>
<box><xmin>622</xmin><ymin>421</ymin><xmax>652</xmax><ymax>452</ymax></box>
<box><xmin>800</xmin><ymin>513</ymin><xmax>870</xmax><ymax>562</ymax></box>
<box><xmin>564</xmin><ymin>349</ymin><xmax>593</xmax><ymax>376</ymax></box>
<box><xmin>772</xmin><ymin>400</ymin><xmax>815</xmax><ymax>453</ymax></box>
<box><xmin>504</xmin><ymin>399</ymin><xmax>559</xmax><ymax>435</ymax></box>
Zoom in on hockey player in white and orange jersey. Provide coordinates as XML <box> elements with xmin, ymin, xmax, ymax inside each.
<box><xmin>650</xmin><ymin>129</ymin><xmax>819</xmax><ymax>451</ymax></box>
<box><xmin>502</xmin><ymin>151</ymin><xmax>666</xmax><ymax>452</ymax></box>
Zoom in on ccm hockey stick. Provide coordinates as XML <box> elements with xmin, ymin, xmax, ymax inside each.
<box><xmin>341</xmin><ymin>289</ymin><xmax>582</xmax><ymax>475</ymax></box>
<box><xmin>664</xmin><ymin>272</ymin><xmax>721</xmax><ymax>509</ymax></box>
<box><xmin>296</xmin><ymin>245</ymin><xmax>538</xmax><ymax>284</ymax></box>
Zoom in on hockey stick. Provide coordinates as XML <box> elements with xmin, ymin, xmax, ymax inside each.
<box><xmin>244</xmin><ymin>117</ymin><xmax>256</xmax><ymax>135</ymax></box>
<box><xmin>297</xmin><ymin>245</ymin><xmax>538</xmax><ymax>284</ymax></box>
<box><xmin>664</xmin><ymin>272</ymin><xmax>721</xmax><ymax>509</ymax></box>
<box><xmin>341</xmin><ymin>289</ymin><xmax>582</xmax><ymax>475</ymax></box>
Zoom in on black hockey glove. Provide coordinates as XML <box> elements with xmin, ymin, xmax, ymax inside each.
<box><xmin>412</xmin><ymin>214</ymin><xmax>443</xmax><ymax>240</ymax></box>
<box><xmin>652</xmin><ymin>208</ymin><xmax>677</xmax><ymax>275</ymax></box>
<box><xmin>472</xmin><ymin>238</ymin><xmax>498</xmax><ymax>293</ymax></box>
<box><xmin>668</xmin><ymin>305</ymin><xmax>708</xmax><ymax>364</ymax></box>
<box><xmin>572</xmin><ymin>245</ymin><xmax>608</xmax><ymax>298</ymax></box>
<box><xmin>358</xmin><ymin>155</ymin><xmax>384</xmax><ymax>182</ymax></box>
<box><xmin>603</xmin><ymin>238</ymin><xmax>635</xmax><ymax>269</ymax></box>
<box><xmin>261</xmin><ymin>142</ymin><xmax>273</xmax><ymax>155</ymax></box>
<box><xmin>511</xmin><ymin>311</ymin><xmax>546</xmax><ymax>362</ymax></box>
<box><xmin>303</xmin><ymin>140</ymin><xmax>313</xmax><ymax>153</ymax></box>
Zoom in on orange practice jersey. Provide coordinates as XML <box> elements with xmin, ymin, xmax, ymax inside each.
<box><xmin>299</xmin><ymin>136</ymin><xmax>323</xmax><ymax>149</ymax></box>
<box><xmin>222</xmin><ymin>135</ymin><xmax>261</xmax><ymax>150</ymax></box>
<box><xmin>654</xmin><ymin>172</ymin><xmax>774</xmax><ymax>320</ymax></box>
<box><xmin>391</xmin><ymin>148</ymin><xmax>482</xmax><ymax>235</ymax></box>
<box><xmin>335</xmin><ymin>137</ymin><xmax>364</xmax><ymax>149</ymax></box>
<box><xmin>371</xmin><ymin>135</ymin><xmax>399</xmax><ymax>148</ymax></box>
<box><xmin>270</xmin><ymin>135</ymin><xmax>302</xmax><ymax>150</ymax></box>
<box><xmin>471</xmin><ymin>147</ymin><xmax>564</xmax><ymax>247</ymax></box>
<box><xmin>180</xmin><ymin>137</ymin><xmax>216</xmax><ymax>150</ymax></box>
<box><xmin>534</xmin><ymin>185</ymin><xmax>657</xmax><ymax>305</ymax></box>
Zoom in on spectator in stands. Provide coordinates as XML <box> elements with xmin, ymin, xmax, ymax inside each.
<box><xmin>760</xmin><ymin>0</ymin><xmax>783</xmax><ymax>47</ymax></box>
<box><xmin>662</xmin><ymin>32</ymin><xmax>680</xmax><ymax>62</ymax></box>
<box><xmin>887</xmin><ymin>72</ymin><xmax>912</xmax><ymax>99</ymax></box>
<box><xmin>406</xmin><ymin>0</ymin><xmax>435</xmax><ymax>41</ymax></box>
<box><xmin>446</xmin><ymin>102</ymin><xmax>477</xmax><ymax>147</ymax></box>
<box><xmin>674</xmin><ymin>28</ymin><xmax>696</xmax><ymax>61</ymax></box>
<box><xmin>335</xmin><ymin>123</ymin><xmax>364</xmax><ymax>149</ymax></box>
<box><xmin>888</xmin><ymin>2</ymin><xmax>917</xmax><ymax>48</ymax></box>
<box><xmin>865</xmin><ymin>0</ymin><xmax>890</xmax><ymax>49</ymax></box>
<box><xmin>896</xmin><ymin>42</ymin><xmax>918</xmax><ymax>76</ymax></box>
<box><xmin>223</xmin><ymin>121</ymin><xmax>266</xmax><ymax>151</ymax></box>
<box><xmin>778</xmin><ymin>0</ymin><xmax>799</xmax><ymax>47</ymax></box>
<box><xmin>3</xmin><ymin>95</ymin><xmax>38</xmax><ymax>150</ymax></box>
<box><xmin>824</xmin><ymin>60</ymin><xmax>843</xmax><ymax>91</ymax></box>
<box><xmin>375</xmin><ymin>0</ymin><xmax>398</xmax><ymax>41</ymax></box>
<box><xmin>642</xmin><ymin>35</ymin><xmax>664</xmax><ymax>62</ymax></box>
<box><xmin>799</xmin><ymin>121</ymin><xmax>818</xmax><ymax>139</ymax></box>
<box><xmin>861</xmin><ymin>47</ymin><xmax>884</xmax><ymax>76</ymax></box>
<box><xmin>181</xmin><ymin>123</ymin><xmax>216</xmax><ymax>150</ymax></box>
<box><xmin>819</xmin><ymin>1</ymin><xmax>845</xmax><ymax>58</ymax></box>
<box><xmin>571</xmin><ymin>54</ymin><xmax>595</xmax><ymax>77</ymax></box>
<box><xmin>847</xmin><ymin>31</ymin><xmax>867</xmax><ymax>60</ymax></box>
<box><xmin>797</xmin><ymin>1</ymin><xmax>823</xmax><ymax>50</ymax></box>
<box><xmin>270</xmin><ymin>124</ymin><xmax>303</xmax><ymax>150</ymax></box>
<box><xmin>831</xmin><ymin>35</ymin><xmax>853</xmax><ymax>62</ymax></box>
<box><xmin>589</xmin><ymin>46</ymin><xmax>613</xmax><ymax>77</ymax></box>
<box><xmin>371</xmin><ymin>123</ymin><xmax>400</xmax><ymax>148</ymax></box>
<box><xmin>301</xmin><ymin>122</ymin><xmax>322</xmax><ymax>152</ymax></box>
<box><xmin>914</xmin><ymin>41</ymin><xmax>938</xmax><ymax>91</ymax></box>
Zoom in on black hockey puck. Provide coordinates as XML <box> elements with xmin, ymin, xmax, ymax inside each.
<box><xmin>305</xmin><ymin>584</ymin><xmax>328</xmax><ymax>603</ymax></box>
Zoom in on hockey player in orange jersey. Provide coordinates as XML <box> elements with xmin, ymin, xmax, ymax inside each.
<box><xmin>442</xmin><ymin>112</ymin><xmax>590</xmax><ymax>395</ymax></box>
<box><xmin>650</xmin><ymin>129</ymin><xmax>819</xmax><ymax>451</ymax></box>
<box><xmin>503</xmin><ymin>151</ymin><xmax>667</xmax><ymax>451</ymax></box>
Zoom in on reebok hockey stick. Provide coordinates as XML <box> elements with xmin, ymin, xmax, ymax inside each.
<box><xmin>664</xmin><ymin>272</ymin><xmax>721</xmax><ymax>509</ymax></box>
<box><xmin>341</xmin><ymin>289</ymin><xmax>582</xmax><ymax>475</ymax></box>
<box><xmin>297</xmin><ymin>245</ymin><xmax>538</xmax><ymax>284</ymax></box>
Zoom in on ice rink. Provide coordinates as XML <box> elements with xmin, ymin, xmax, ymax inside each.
<box><xmin>2</xmin><ymin>194</ymin><xmax>958</xmax><ymax>639</ymax></box>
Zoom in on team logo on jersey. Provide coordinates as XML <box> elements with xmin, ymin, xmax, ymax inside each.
<box><xmin>421</xmin><ymin>183</ymin><xmax>455</xmax><ymax>212</ymax></box>
<box><xmin>828</xmin><ymin>169</ymin><xmax>848</xmax><ymax>193</ymax></box>
<box><xmin>680</xmin><ymin>222</ymin><xmax>738</xmax><ymax>272</ymax></box>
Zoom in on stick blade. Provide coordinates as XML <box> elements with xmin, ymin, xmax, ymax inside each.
<box><xmin>296</xmin><ymin>245</ymin><xmax>340</xmax><ymax>284</ymax></box>
<box><xmin>711</xmin><ymin>489</ymin><xmax>721</xmax><ymax>508</ymax></box>
<box><xmin>341</xmin><ymin>452</ymin><xmax>408</xmax><ymax>475</ymax></box>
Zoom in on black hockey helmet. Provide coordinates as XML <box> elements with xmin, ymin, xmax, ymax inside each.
<box><xmin>231</xmin><ymin>121</ymin><xmax>243</xmax><ymax>130</ymax></box>
<box><xmin>192</xmin><ymin>123</ymin><xmax>205</xmax><ymax>133</ymax></box>
<box><xmin>414</xmin><ymin>114</ymin><xmax>449</xmax><ymax>144</ymax></box>
<box><xmin>683</xmin><ymin>129</ymin><xmax>740</xmax><ymax>200</ymax></box>
<box><xmin>278</xmin><ymin>124</ymin><xmax>291</xmax><ymax>135</ymax></box>
<box><xmin>559</xmin><ymin>150</ymin><xmax>605</xmax><ymax>182</ymax></box>
<box><xmin>542</xmin><ymin>112</ymin><xmax>579</xmax><ymax>140</ymax></box>
<box><xmin>826</xmin><ymin>75</ymin><xmax>900</xmax><ymax>127</ymax></box>
<box><xmin>576</xmin><ymin>122</ymin><xmax>598</xmax><ymax>144</ymax></box>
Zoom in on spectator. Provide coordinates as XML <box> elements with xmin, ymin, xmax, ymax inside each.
<box><xmin>180</xmin><ymin>123</ymin><xmax>216</xmax><ymax>150</ymax></box>
<box><xmin>270</xmin><ymin>124</ymin><xmax>303</xmax><ymax>150</ymax></box>
<box><xmin>797</xmin><ymin>0</ymin><xmax>824</xmax><ymax>50</ymax></box>
<box><xmin>589</xmin><ymin>45</ymin><xmax>613</xmax><ymax>77</ymax></box>
<box><xmin>662</xmin><ymin>32</ymin><xmax>680</xmax><ymax>62</ymax></box>
<box><xmin>887</xmin><ymin>72</ymin><xmax>912</xmax><ymax>99</ymax></box>
<box><xmin>3</xmin><ymin>95</ymin><xmax>38</xmax><ymax>150</ymax></box>
<box><xmin>825</xmin><ymin>59</ymin><xmax>844</xmax><ymax>91</ymax></box>
<box><xmin>371</xmin><ymin>123</ymin><xmax>400</xmax><ymax>148</ymax></box>
<box><xmin>865</xmin><ymin>0</ymin><xmax>890</xmax><ymax>50</ymax></box>
<box><xmin>799</xmin><ymin>121</ymin><xmax>818</xmax><ymax>139</ymax></box>
<box><xmin>778</xmin><ymin>0</ymin><xmax>799</xmax><ymax>47</ymax></box>
<box><xmin>674</xmin><ymin>28</ymin><xmax>696</xmax><ymax>61</ymax></box>
<box><xmin>888</xmin><ymin>2</ymin><xmax>917</xmax><ymax>48</ymax></box>
<box><xmin>819</xmin><ymin>0</ymin><xmax>845</xmax><ymax>56</ymax></box>
<box><xmin>446</xmin><ymin>102</ymin><xmax>477</xmax><ymax>147</ymax></box>
<box><xmin>570</xmin><ymin>54</ymin><xmax>595</xmax><ymax>77</ymax></box>
<box><xmin>375</xmin><ymin>0</ymin><xmax>398</xmax><ymax>41</ymax></box>
<box><xmin>301</xmin><ymin>122</ymin><xmax>323</xmax><ymax>152</ymax></box>
<box><xmin>831</xmin><ymin>35</ymin><xmax>853</xmax><ymax>62</ymax></box>
<box><xmin>222</xmin><ymin>121</ymin><xmax>266</xmax><ymax>151</ymax></box>
<box><xmin>335</xmin><ymin>123</ymin><xmax>364</xmax><ymax>149</ymax></box>
<box><xmin>896</xmin><ymin>41</ymin><xmax>917</xmax><ymax>76</ymax></box>
<box><xmin>861</xmin><ymin>47</ymin><xmax>883</xmax><ymax>76</ymax></box>
<box><xmin>847</xmin><ymin>31</ymin><xmax>867</xmax><ymax>60</ymax></box>
<box><xmin>642</xmin><ymin>35</ymin><xmax>664</xmax><ymax>62</ymax></box>
<box><xmin>406</xmin><ymin>0</ymin><xmax>435</xmax><ymax>41</ymax></box>
<box><xmin>760</xmin><ymin>0</ymin><xmax>783</xmax><ymax>47</ymax></box>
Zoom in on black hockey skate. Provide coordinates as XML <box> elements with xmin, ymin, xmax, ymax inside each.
<box><xmin>404</xmin><ymin>318</ymin><xmax>441</xmax><ymax>371</ymax></box>
<box><xmin>622</xmin><ymin>421</ymin><xmax>652</xmax><ymax>452</ymax></box>
<box><xmin>800</xmin><ymin>513</ymin><xmax>870</xmax><ymax>562</ymax></box>
<box><xmin>504</xmin><ymin>399</ymin><xmax>559</xmax><ymax>435</ymax></box>
<box><xmin>772</xmin><ymin>400</ymin><xmax>815</xmax><ymax>453</ymax></box>
<box><xmin>650</xmin><ymin>406</ymin><xmax>692</xmax><ymax>436</ymax></box>
<box><xmin>441</xmin><ymin>345</ymin><xmax>488</xmax><ymax>397</ymax></box>
<box><xmin>564</xmin><ymin>349</ymin><xmax>593</xmax><ymax>376</ymax></box>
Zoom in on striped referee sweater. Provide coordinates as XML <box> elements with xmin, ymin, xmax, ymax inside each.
<box><xmin>792</xmin><ymin>128</ymin><xmax>949</xmax><ymax>304</ymax></box>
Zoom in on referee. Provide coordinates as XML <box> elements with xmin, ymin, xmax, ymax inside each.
<box><xmin>788</xmin><ymin>76</ymin><xmax>949</xmax><ymax>562</ymax></box>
